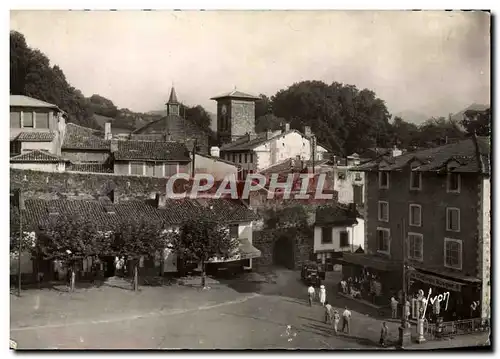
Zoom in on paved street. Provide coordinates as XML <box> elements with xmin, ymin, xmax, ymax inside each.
<box><xmin>10</xmin><ymin>268</ymin><xmax>489</xmax><ymax>350</ymax></box>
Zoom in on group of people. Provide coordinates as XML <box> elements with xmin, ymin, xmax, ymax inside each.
<box><xmin>339</xmin><ymin>273</ymin><xmax>382</xmax><ymax>304</ymax></box>
<box><xmin>307</xmin><ymin>284</ymin><xmax>351</xmax><ymax>335</ymax></box>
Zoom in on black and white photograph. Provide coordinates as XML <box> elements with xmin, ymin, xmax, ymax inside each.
<box><xmin>8</xmin><ymin>9</ymin><xmax>491</xmax><ymax>350</ymax></box>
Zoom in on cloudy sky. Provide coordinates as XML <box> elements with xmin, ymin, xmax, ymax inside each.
<box><xmin>10</xmin><ymin>10</ymin><xmax>490</xmax><ymax>118</ymax></box>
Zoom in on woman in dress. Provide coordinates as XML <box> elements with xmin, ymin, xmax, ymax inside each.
<box><xmin>319</xmin><ymin>285</ymin><xmax>327</xmax><ymax>306</ymax></box>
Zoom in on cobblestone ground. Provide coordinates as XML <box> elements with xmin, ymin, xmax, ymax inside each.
<box><xmin>9</xmin><ymin>269</ymin><xmax>490</xmax><ymax>350</ymax></box>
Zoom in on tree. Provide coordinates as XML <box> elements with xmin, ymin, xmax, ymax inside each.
<box><xmin>417</xmin><ymin>116</ymin><xmax>465</xmax><ymax>147</ymax></box>
<box><xmin>36</xmin><ymin>215</ymin><xmax>103</xmax><ymax>291</ymax></box>
<box><xmin>255</xmin><ymin>113</ymin><xmax>286</xmax><ymax>133</ymax></box>
<box><xmin>255</xmin><ymin>94</ymin><xmax>272</xmax><ymax>118</ymax></box>
<box><xmin>169</xmin><ymin>215</ymin><xmax>239</xmax><ymax>288</ymax></box>
<box><xmin>107</xmin><ymin>218</ymin><xmax>168</xmax><ymax>291</ymax></box>
<box><xmin>390</xmin><ymin>116</ymin><xmax>419</xmax><ymax>149</ymax></box>
<box><xmin>462</xmin><ymin>108</ymin><xmax>491</xmax><ymax>136</ymax></box>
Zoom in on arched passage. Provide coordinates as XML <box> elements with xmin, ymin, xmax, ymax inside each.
<box><xmin>273</xmin><ymin>236</ymin><xmax>295</xmax><ymax>269</ymax></box>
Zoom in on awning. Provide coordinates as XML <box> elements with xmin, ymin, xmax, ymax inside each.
<box><xmin>342</xmin><ymin>253</ymin><xmax>400</xmax><ymax>272</ymax></box>
<box><xmin>408</xmin><ymin>269</ymin><xmax>477</xmax><ymax>292</ymax></box>
<box><xmin>238</xmin><ymin>238</ymin><xmax>261</xmax><ymax>259</ymax></box>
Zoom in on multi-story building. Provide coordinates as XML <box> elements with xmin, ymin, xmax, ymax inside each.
<box><xmin>343</xmin><ymin>136</ymin><xmax>491</xmax><ymax>320</ymax></box>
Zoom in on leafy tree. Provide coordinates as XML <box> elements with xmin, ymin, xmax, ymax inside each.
<box><xmin>417</xmin><ymin>116</ymin><xmax>465</xmax><ymax>147</ymax></box>
<box><xmin>89</xmin><ymin>94</ymin><xmax>119</xmax><ymax>118</ymax></box>
<box><xmin>390</xmin><ymin>116</ymin><xmax>420</xmax><ymax>149</ymax></box>
<box><xmin>107</xmin><ymin>218</ymin><xmax>168</xmax><ymax>291</ymax></box>
<box><xmin>255</xmin><ymin>93</ymin><xmax>272</xmax><ymax>118</ymax></box>
<box><xmin>255</xmin><ymin>113</ymin><xmax>286</xmax><ymax>133</ymax></box>
<box><xmin>462</xmin><ymin>108</ymin><xmax>491</xmax><ymax>136</ymax></box>
<box><xmin>36</xmin><ymin>215</ymin><xmax>104</xmax><ymax>291</ymax></box>
<box><xmin>169</xmin><ymin>215</ymin><xmax>238</xmax><ymax>288</ymax></box>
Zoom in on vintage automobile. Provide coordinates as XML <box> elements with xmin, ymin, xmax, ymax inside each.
<box><xmin>301</xmin><ymin>261</ymin><xmax>325</xmax><ymax>286</ymax></box>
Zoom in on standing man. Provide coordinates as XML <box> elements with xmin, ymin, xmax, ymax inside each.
<box><xmin>324</xmin><ymin>301</ymin><xmax>333</xmax><ymax>324</ymax></box>
<box><xmin>308</xmin><ymin>284</ymin><xmax>315</xmax><ymax>306</ymax></box>
<box><xmin>390</xmin><ymin>296</ymin><xmax>399</xmax><ymax>319</ymax></box>
<box><xmin>342</xmin><ymin>306</ymin><xmax>352</xmax><ymax>334</ymax></box>
<box><xmin>379</xmin><ymin>322</ymin><xmax>389</xmax><ymax>347</ymax></box>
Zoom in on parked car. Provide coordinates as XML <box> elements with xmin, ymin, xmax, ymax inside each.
<box><xmin>301</xmin><ymin>261</ymin><xmax>325</xmax><ymax>286</ymax></box>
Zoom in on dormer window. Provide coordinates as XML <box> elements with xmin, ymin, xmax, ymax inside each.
<box><xmin>379</xmin><ymin>172</ymin><xmax>389</xmax><ymax>189</ymax></box>
<box><xmin>410</xmin><ymin>171</ymin><xmax>422</xmax><ymax>190</ymax></box>
<box><xmin>447</xmin><ymin>173</ymin><xmax>460</xmax><ymax>193</ymax></box>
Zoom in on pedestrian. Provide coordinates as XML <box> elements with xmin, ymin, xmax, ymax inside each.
<box><xmin>379</xmin><ymin>321</ymin><xmax>388</xmax><ymax>347</ymax></box>
<box><xmin>308</xmin><ymin>284</ymin><xmax>315</xmax><ymax>306</ymax></box>
<box><xmin>324</xmin><ymin>301</ymin><xmax>333</xmax><ymax>324</ymax></box>
<box><xmin>404</xmin><ymin>299</ymin><xmax>411</xmax><ymax>323</ymax></box>
<box><xmin>340</xmin><ymin>279</ymin><xmax>347</xmax><ymax>294</ymax></box>
<box><xmin>319</xmin><ymin>285</ymin><xmax>326</xmax><ymax>306</ymax></box>
<box><xmin>342</xmin><ymin>306</ymin><xmax>351</xmax><ymax>334</ymax></box>
<box><xmin>390</xmin><ymin>296</ymin><xmax>399</xmax><ymax>319</ymax></box>
<box><xmin>333</xmin><ymin>309</ymin><xmax>341</xmax><ymax>335</ymax></box>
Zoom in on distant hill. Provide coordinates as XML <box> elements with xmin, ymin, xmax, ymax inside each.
<box><xmin>450</xmin><ymin>103</ymin><xmax>490</xmax><ymax>123</ymax></box>
<box><xmin>393</xmin><ymin>110</ymin><xmax>430</xmax><ymax>125</ymax></box>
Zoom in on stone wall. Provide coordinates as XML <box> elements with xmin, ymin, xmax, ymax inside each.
<box><xmin>231</xmin><ymin>100</ymin><xmax>255</xmax><ymax>140</ymax></box>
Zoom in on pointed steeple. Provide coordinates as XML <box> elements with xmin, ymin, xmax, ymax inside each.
<box><xmin>168</xmin><ymin>86</ymin><xmax>179</xmax><ymax>104</ymax></box>
<box><xmin>166</xmin><ymin>86</ymin><xmax>180</xmax><ymax>116</ymax></box>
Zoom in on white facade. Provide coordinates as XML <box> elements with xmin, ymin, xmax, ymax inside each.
<box><xmin>479</xmin><ymin>177</ymin><xmax>491</xmax><ymax>319</ymax></box>
<box><xmin>334</xmin><ymin>166</ymin><xmax>365</xmax><ymax>204</ymax></box>
<box><xmin>253</xmin><ymin>131</ymin><xmax>327</xmax><ymax>171</ymax></box>
<box><xmin>10</xmin><ymin>162</ymin><xmax>63</xmax><ymax>172</ymax></box>
<box><xmin>163</xmin><ymin>221</ymin><xmax>255</xmax><ymax>273</ymax></box>
<box><xmin>194</xmin><ymin>153</ymin><xmax>238</xmax><ymax>181</ymax></box>
<box><xmin>313</xmin><ymin>218</ymin><xmax>365</xmax><ymax>268</ymax></box>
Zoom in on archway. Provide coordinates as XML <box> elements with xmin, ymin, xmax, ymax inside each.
<box><xmin>272</xmin><ymin>236</ymin><xmax>295</xmax><ymax>269</ymax></box>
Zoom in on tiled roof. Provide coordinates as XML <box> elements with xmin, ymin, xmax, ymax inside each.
<box><xmin>10</xmin><ymin>150</ymin><xmax>65</xmax><ymax>163</ymax></box>
<box><xmin>62</xmin><ymin>123</ymin><xmax>110</xmax><ymax>150</ymax></box>
<box><xmin>114</xmin><ymin>141</ymin><xmax>191</xmax><ymax>161</ymax></box>
<box><xmin>19</xmin><ymin>197</ymin><xmax>259</xmax><ymax>231</ymax></box>
<box><xmin>16</xmin><ymin>132</ymin><xmax>55</xmax><ymax>142</ymax></box>
<box><xmin>10</xmin><ymin>95</ymin><xmax>60</xmax><ymax>109</ymax></box>
<box><xmin>167</xmin><ymin>87</ymin><xmax>179</xmax><ymax>104</ymax></box>
<box><xmin>66</xmin><ymin>163</ymin><xmax>114</xmax><ymax>173</ymax></box>
<box><xmin>259</xmin><ymin>158</ymin><xmax>331</xmax><ymax>175</ymax></box>
<box><xmin>354</xmin><ymin>137</ymin><xmax>490</xmax><ymax>175</ymax></box>
<box><xmin>315</xmin><ymin>204</ymin><xmax>360</xmax><ymax>226</ymax></box>
<box><xmin>210</xmin><ymin>90</ymin><xmax>260</xmax><ymax>101</ymax></box>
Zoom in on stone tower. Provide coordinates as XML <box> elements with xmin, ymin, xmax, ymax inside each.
<box><xmin>166</xmin><ymin>86</ymin><xmax>180</xmax><ymax>116</ymax></box>
<box><xmin>211</xmin><ymin>89</ymin><xmax>260</xmax><ymax>145</ymax></box>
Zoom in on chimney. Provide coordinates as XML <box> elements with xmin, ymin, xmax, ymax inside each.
<box><xmin>248</xmin><ymin>132</ymin><xmax>257</xmax><ymax>141</ymax></box>
<box><xmin>391</xmin><ymin>145</ymin><xmax>402</xmax><ymax>157</ymax></box>
<box><xmin>104</xmin><ymin>122</ymin><xmax>112</xmax><ymax>140</ymax></box>
<box><xmin>155</xmin><ymin>193</ymin><xmax>167</xmax><ymax>208</ymax></box>
<box><xmin>283</xmin><ymin>123</ymin><xmax>290</xmax><ymax>133</ymax></box>
<box><xmin>210</xmin><ymin>146</ymin><xmax>220</xmax><ymax>157</ymax></box>
<box><xmin>110</xmin><ymin>139</ymin><xmax>119</xmax><ymax>153</ymax></box>
<box><xmin>304</xmin><ymin>126</ymin><xmax>312</xmax><ymax>137</ymax></box>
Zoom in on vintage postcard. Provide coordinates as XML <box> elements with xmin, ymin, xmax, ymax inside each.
<box><xmin>9</xmin><ymin>9</ymin><xmax>491</xmax><ymax>350</ymax></box>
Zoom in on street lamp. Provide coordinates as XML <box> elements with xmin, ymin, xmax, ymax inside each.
<box><xmin>398</xmin><ymin>217</ymin><xmax>411</xmax><ymax>347</ymax></box>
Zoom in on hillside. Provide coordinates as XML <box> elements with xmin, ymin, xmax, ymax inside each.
<box><xmin>450</xmin><ymin>103</ymin><xmax>490</xmax><ymax>123</ymax></box>
<box><xmin>393</xmin><ymin>110</ymin><xmax>430</xmax><ymax>125</ymax></box>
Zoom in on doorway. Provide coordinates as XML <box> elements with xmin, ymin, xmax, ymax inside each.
<box><xmin>273</xmin><ymin>236</ymin><xmax>295</xmax><ymax>269</ymax></box>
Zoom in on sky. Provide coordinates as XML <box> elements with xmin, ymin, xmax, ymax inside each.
<box><xmin>10</xmin><ymin>10</ymin><xmax>491</xmax><ymax>120</ymax></box>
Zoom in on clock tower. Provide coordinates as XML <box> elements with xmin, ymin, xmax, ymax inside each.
<box><xmin>211</xmin><ymin>89</ymin><xmax>260</xmax><ymax>145</ymax></box>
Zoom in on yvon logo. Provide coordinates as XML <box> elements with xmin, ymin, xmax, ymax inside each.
<box><xmin>421</xmin><ymin>288</ymin><xmax>450</xmax><ymax>317</ymax></box>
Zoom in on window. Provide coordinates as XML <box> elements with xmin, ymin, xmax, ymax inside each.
<box><xmin>337</xmin><ymin>171</ymin><xmax>346</xmax><ymax>180</ymax></box>
<box><xmin>36</xmin><ymin>112</ymin><xmax>50</xmax><ymax>129</ymax></box>
<box><xmin>353</xmin><ymin>185</ymin><xmax>363</xmax><ymax>206</ymax></box>
<box><xmin>447</xmin><ymin>173</ymin><xmax>460</xmax><ymax>193</ymax></box>
<box><xmin>244</xmin><ymin>153</ymin><xmax>248</xmax><ymax>163</ymax></box>
<box><xmin>322</xmin><ymin>227</ymin><xmax>332</xmax><ymax>244</ymax></box>
<box><xmin>10</xmin><ymin>111</ymin><xmax>21</xmax><ymax>128</ymax></box>
<box><xmin>10</xmin><ymin>141</ymin><xmax>21</xmax><ymax>155</ymax></box>
<box><xmin>444</xmin><ymin>238</ymin><xmax>462</xmax><ymax>270</ymax></box>
<box><xmin>446</xmin><ymin>208</ymin><xmax>460</xmax><ymax>232</ymax></box>
<box><xmin>408</xmin><ymin>233</ymin><xmax>423</xmax><ymax>261</ymax></box>
<box><xmin>354</xmin><ymin>172</ymin><xmax>362</xmax><ymax>181</ymax></box>
<box><xmin>130</xmin><ymin>161</ymin><xmax>144</xmax><ymax>176</ymax></box>
<box><xmin>410</xmin><ymin>171</ymin><xmax>422</xmax><ymax>190</ymax></box>
<box><xmin>376</xmin><ymin>228</ymin><xmax>390</xmax><ymax>254</ymax></box>
<box><xmin>229</xmin><ymin>224</ymin><xmax>239</xmax><ymax>239</ymax></box>
<box><xmin>409</xmin><ymin>204</ymin><xmax>422</xmax><ymax>227</ymax></box>
<box><xmin>239</xmin><ymin>154</ymin><xmax>242</xmax><ymax>163</ymax></box>
<box><xmin>232</xmin><ymin>154</ymin><xmax>236</xmax><ymax>162</ymax></box>
<box><xmin>250</xmin><ymin>153</ymin><xmax>254</xmax><ymax>163</ymax></box>
<box><xmin>339</xmin><ymin>231</ymin><xmax>349</xmax><ymax>247</ymax></box>
<box><xmin>378</xmin><ymin>201</ymin><xmax>389</xmax><ymax>222</ymax></box>
<box><xmin>23</xmin><ymin>112</ymin><xmax>34</xmax><ymax>128</ymax></box>
<box><xmin>379</xmin><ymin>172</ymin><xmax>389</xmax><ymax>189</ymax></box>
<box><xmin>165</xmin><ymin>163</ymin><xmax>178</xmax><ymax>177</ymax></box>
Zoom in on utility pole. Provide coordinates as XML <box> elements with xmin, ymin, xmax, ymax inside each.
<box><xmin>312</xmin><ymin>135</ymin><xmax>316</xmax><ymax>174</ymax></box>
<box><xmin>399</xmin><ymin>217</ymin><xmax>411</xmax><ymax>347</ymax></box>
<box><xmin>192</xmin><ymin>138</ymin><xmax>197</xmax><ymax>178</ymax></box>
<box><xmin>17</xmin><ymin>188</ymin><xmax>24</xmax><ymax>297</ymax></box>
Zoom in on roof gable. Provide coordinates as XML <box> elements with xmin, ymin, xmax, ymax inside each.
<box><xmin>210</xmin><ymin>90</ymin><xmax>260</xmax><ymax>101</ymax></box>
<box><xmin>10</xmin><ymin>150</ymin><xmax>65</xmax><ymax>163</ymax></box>
<box><xmin>10</xmin><ymin>95</ymin><xmax>60</xmax><ymax>110</ymax></box>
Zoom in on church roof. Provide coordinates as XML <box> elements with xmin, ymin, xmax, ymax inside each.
<box><xmin>167</xmin><ymin>87</ymin><xmax>179</xmax><ymax>104</ymax></box>
<box><xmin>210</xmin><ymin>90</ymin><xmax>260</xmax><ymax>101</ymax></box>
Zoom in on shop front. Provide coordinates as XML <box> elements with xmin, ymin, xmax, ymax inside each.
<box><xmin>407</xmin><ymin>268</ymin><xmax>482</xmax><ymax>322</ymax></box>
<box><xmin>340</xmin><ymin>252</ymin><xmax>401</xmax><ymax>306</ymax></box>
<box><xmin>314</xmin><ymin>250</ymin><xmax>343</xmax><ymax>271</ymax></box>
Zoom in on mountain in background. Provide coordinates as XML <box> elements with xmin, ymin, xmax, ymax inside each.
<box><xmin>392</xmin><ymin>110</ymin><xmax>430</xmax><ymax>125</ymax></box>
<box><xmin>450</xmin><ymin>103</ymin><xmax>490</xmax><ymax>123</ymax></box>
